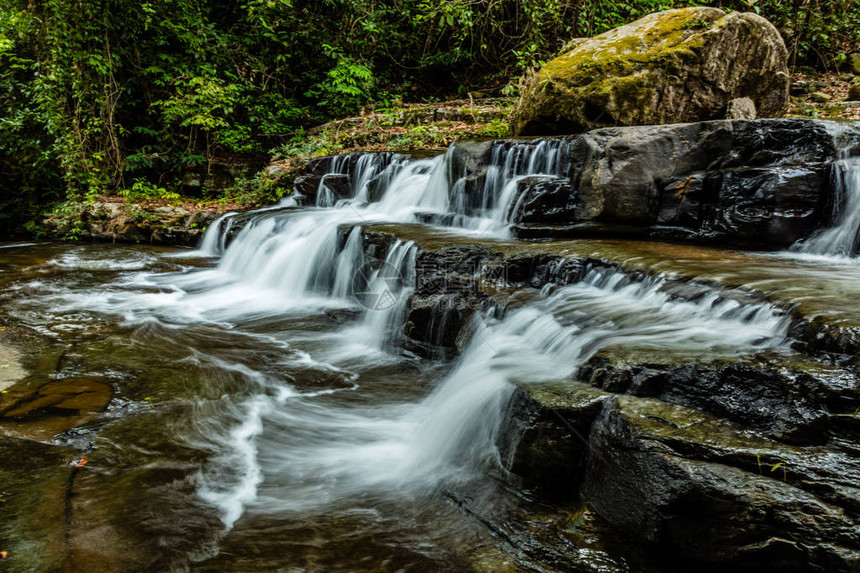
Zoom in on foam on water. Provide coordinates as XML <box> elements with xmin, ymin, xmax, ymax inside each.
<box><xmin>193</xmin><ymin>267</ymin><xmax>789</xmax><ymax>523</ymax></box>
<box><xmin>12</xmin><ymin>142</ymin><xmax>794</xmax><ymax>534</ymax></box>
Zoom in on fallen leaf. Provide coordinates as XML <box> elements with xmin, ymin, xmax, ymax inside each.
<box><xmin>0</xmin><ymin>550</ymin><xmax>7</xmax><ymax>559</ymax></box>
<box><xmin>75</xmin><ymin>457</ymin><xmax>88</xmax><ymax>468</ymax></box>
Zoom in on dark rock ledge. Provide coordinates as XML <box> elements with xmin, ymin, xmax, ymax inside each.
<box><xmin>359</xmin><ymin>223</ymin><xmax>860</xmax><ymax>572</ymax></box>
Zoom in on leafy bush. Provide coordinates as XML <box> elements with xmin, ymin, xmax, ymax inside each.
<box><xmin>1</xmin><ymin>0</ymin><xmax>858</xmax><ymax>227</ymax></box>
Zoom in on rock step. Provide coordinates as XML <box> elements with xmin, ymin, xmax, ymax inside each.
<box><xmin>354</xmin><ymin>222</ymin><xmax>860</xmax><ymax>570</ymax></box>
<box><xmin>453</xmin><ymin>119</ymin><xmax>860</xmax><ymax>249</ymax></box>
<box><xmin>360</xmin><ymin>223</ymin><xmax>860</xmax><ymax>362</ymax></box>
<box><xmin>499</xmin><ymin>381</ymin><xmax>860</xmax><ymax>572</ymax></box>
<box><xmin>578</xmin><ymin>350</ymin><xmax>859</xmax><ymax>447</ymax></box>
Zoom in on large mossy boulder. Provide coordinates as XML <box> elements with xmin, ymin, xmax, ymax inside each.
<box><xmin>511</xmin><ymin>7</ymin><xmax>790</xmax><ymax>136</ymax></box>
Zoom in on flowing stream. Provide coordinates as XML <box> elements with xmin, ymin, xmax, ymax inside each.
<box><xmin>791</xmin><ymin>156</ymin><xmax>860</xmax><ymax>259</ymax></box>
<box><xmin>2</xmin><ymin>139</ymin><xmax>858</xmax><ymax>571</ymax></box>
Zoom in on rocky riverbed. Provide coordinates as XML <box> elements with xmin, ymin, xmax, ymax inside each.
<box><xmin>4</xmin><ymin>117</ymin><xmax>860</xmax><ymax>571</ymax></box>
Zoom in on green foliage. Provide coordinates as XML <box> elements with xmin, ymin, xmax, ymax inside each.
<box><xmin>749</xmin><ymin>0</ymin><xmax>860</xmax><ymax>68</ymax></box>
<box><xmin>272</xmin><ymin>132</ymin><xmax>345</xmax><ymax>161</ymax></box>
<box><xmin>0</xmin><ymin>0</ymin><xmax>858</xmax><ymax>231</ymax></box>
<box><xmin>224</xmin><ymin>171</ymin><xmax>291</xmax><ymax>206</ymax></box>
<box><xmin>119</xmin><ymin>178</ymin><xmax>180</xmax><ymax>203</ymax></box>
<box><xmin>305</xmin><ymin>44</ymin><xmax>375</xmax><ymax>116</ymax></box>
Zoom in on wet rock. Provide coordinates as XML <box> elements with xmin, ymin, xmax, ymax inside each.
<box><xmin>696</xmin><ymin>165</ymin><xmax>829</xmax><ymax>246</ymax></box>
<box><xmin>791</xmin><ymin>314</ymin><xmax>860</xmax><ymax>358</ymax></box>
<box><xmin>577</xmin><ymin>351</ymin><xmax>854</xmax><ymax>445</ymax></box>
<box><xmin>359</xmin><ymin>227</ymin><xmax>399</xmax><ymax>260</ymax></box>
<box><xmin>318</xmin><ymin>173</ymin><xmax>351</xmax><ymax>204</ymax></box>
<box><xmin>402</xmin><ymin>245</ymin><xmax>503</xmax><ymax>354</ymax></box>
<box><xmin>512</xmin><ymin>176</ymin><xmax>578</xmax><ymax>224</ymax></box>
<box><xmin>404</xmin><ymin>295</ymin><xmax>474</xmax><ymax>356</ymax></box>
<box><xmin>365</xmin><ymin>173</ymin><xmax>388</xmax><ymax>203</ymax></box>
<box><xmin>503</xmin><ymin>119</ymin><xmax>859</xmax><ymax>249</ymax></box>
<box><xmin>446</xmin><ymin>479</ymin><xmax>660</xmax><ymax>572</ymax></box>
<box><xmin>304</xmin><ymin>155</ymin><xmax>336</xmax><ymax>176</ymax></box>
<box><xmin>293</xmin><ymin>174</ymin><xmax>321</xmax><ymax>202</ymax></box>
<box><xmin>497</xmin><ymin>383</ymin><xmax>608</xmax><ymax>500</ymax></box>
<box><xmin>849</xmin><ymin>81</ymin><xmax>860</xmax><ymax>102</ymax></box>
<box><xmin>0</xmin><ymin>376</ymin><xmax>113</xmax><ymax>442</ymax></box>
<box><xmin>581</xmin><ymin>396</ymin><xmax>860</xmax><ymax>572</ymax></box>
<box><xmin>446</xmin><ymin>140</ymin><xmax>493</xmax><ymax>195</ymax></box>
<box><xmin>512</xmin><ymin>8</ymin><xmax>789</xmax><ymax>135</ymax></box>
<box><xmin>497</xmin><ymin>379</ymin><xmax>860</xmax><ymax>571</ymax></box>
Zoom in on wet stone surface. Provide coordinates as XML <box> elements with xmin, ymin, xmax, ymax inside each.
<box><xmin>5</xmin><ymin>176</ymin><xmax>860</xmax><ymax>573</ymax></box>
<box><xmin>0</xmin><ymin>376</ymin><xmax>113</xmax><ymax>442</ymax></box>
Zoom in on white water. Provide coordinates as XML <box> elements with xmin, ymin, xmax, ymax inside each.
<box><xmin>792</xmin><ymin>158</ymin><xmax>860</xmax><ymax>258</ymax></box>
<box><xmin>108</xmin><ymin>141</ymin><xmax>566</xmax><ymax>326</ymax></box>
<box><xmin>190</xmin><ymin>266</ymin><xmax>789</xmax><ymax>524</ymax></box>
<box><xmin>196</xmin><ymin>212</ymin><xmax>237</xmax><ymax>257</ymax></box>
<box><xmin>24</xmin><ymin>141</ymin><xmax>792</xmax><ymax>534</ymax></box>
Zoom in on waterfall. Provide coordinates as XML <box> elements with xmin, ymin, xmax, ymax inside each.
<box><xmin>446</xmin><ymin>139</ymin><xmax>571</xmax><ymax>234</ymax></box>
<box><xmin>189</xmin><ymin>138</ymin><xmax>571</xmax><ymax>288</ymax></box>
<box><xmin>195</xmin><ymin>212</ymin><xmax>236</xmax><ymax>257</ymax></box>
<box><xmin>194</xmin><ymin>266</ymin><xmax>790</xmax><ymax>520</ymax></box>
<box><xmin>311</xmin><ymin>153</ymin><xmax>409</xmax><ymax>207</ymax></box>
<box><xmin>793</xmin><ymin>158</ymin><xmax>860</xmax><ymax>257</ymax></box>
<box><xmin>399</xmin><ymin>267</ymin><xmax>790</xmax><ymax>477</ymax></box>
<box><xmin>354</xmin><ymin>240</ymin><xmax>417</xmax><ymax>351</ymax></box>
<box><xmin>39</xmin><ymin>139</ymin><xmax>799</xmax><ymax>535</ymax></box>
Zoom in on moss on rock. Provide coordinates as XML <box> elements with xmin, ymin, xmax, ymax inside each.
<box><xmin>512</xmin><ymin>7</ymin><xmax>790</xmax><ymax>135</ymax></box>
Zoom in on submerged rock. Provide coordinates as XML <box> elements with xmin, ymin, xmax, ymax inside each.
<box><xmin>0</xmin><ymin>376</ymin><xmax>114</xmax><ymax>442</ymax></box>
<box><xmin>511</xmin><ymin>7</ymin><xmax>789</xmax><ymax>135</ymax></box>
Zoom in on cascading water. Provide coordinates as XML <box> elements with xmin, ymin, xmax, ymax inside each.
<box><xmin>196</xmin><ymin>212</ymin><xmax>236</xmax><ymax>257</ymax></box>
<box><xmin>792</xmin><ymin>157</ymin><xmax>860</xmax><ymax>258</ymax></box>
<box><xmin>445</xmin><ymin>139</ymin><xmax>571</xmax><ymax>234</ymax></box>
<box><xmin>313</xmin><ymin>152</ymin><xmax>409</xmax><ymax>207</ymax></box>
<box><xmin>191</xmin><ymin>138</ymin><xmax>570</xmax><ymax>278</ymax></box>
<box><xmin>188</xmin><ymin>265</ymin><xmax>789</xmax><ymax>525</ymax></box>
<box><xmin>155</xmin><ymin>140</ymin><xmax>786</xmax><ymax>527</ymax></box>
<box><xmin>168</xmin><ymin>140</ymin><xmax>568</xmax><ymax>320</ymax></box>
<box><xmin>3</xmin><ymin>135</ymin><xmax>795</xmax><ymax>568</ymax></box>
<box><xmin>0</xmin><ymin>135</ymin><xmax>809</xmax><ymax>569</ymax></box>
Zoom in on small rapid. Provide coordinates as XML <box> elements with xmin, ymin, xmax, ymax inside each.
<box><xmin>185</xmin><ymin>265</ymin><xmax>790</xmax><ymax>527</ymax></box>
<box><xmin>0</xmin><ymin>138</ymin><xmax>816</xmax><ymax>568</ymax></box>
<box><xmin>18</xmin><ymin>140</ymin><xmax>790</xmax><ymax>537</ymax></box>
<box><xmin>791</xmin><ymin>157</ymin><xmax>860</xmax><ymax>259</ymax></box>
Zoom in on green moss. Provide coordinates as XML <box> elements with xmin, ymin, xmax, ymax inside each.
<box><xmin>513</xmin><ymin>7</ymin><xmax>729</xmax><ymax>133</ymax></box>
<box><xmin>541</xmin><ymin>7</ymin><xmax>720</xmax><ymax>89</ymax></box>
